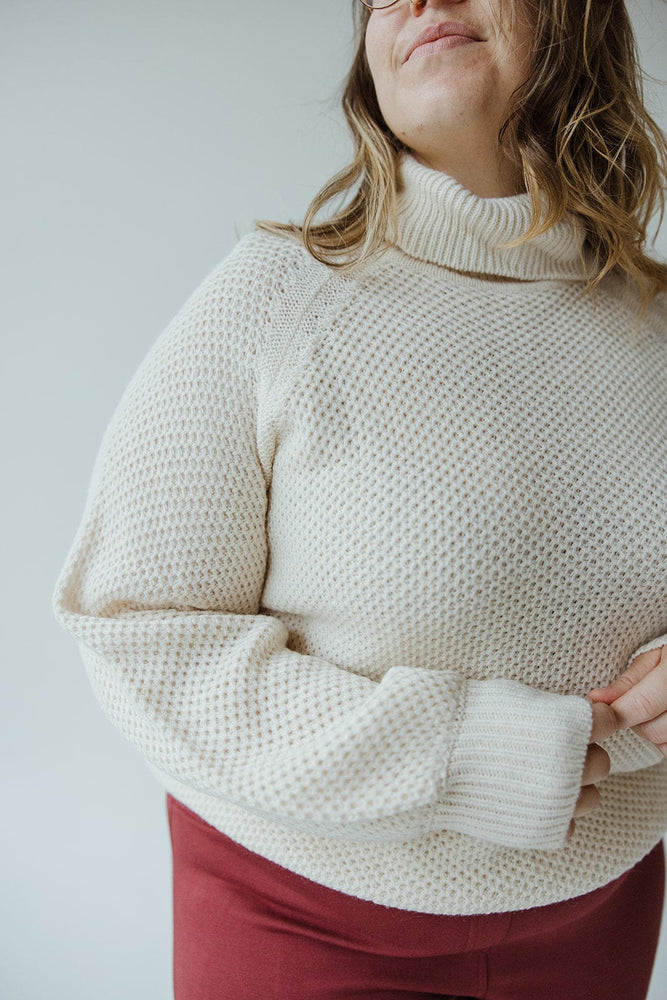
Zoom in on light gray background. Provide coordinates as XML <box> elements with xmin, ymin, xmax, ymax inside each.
<box><xmin>2</xmin><ymin>1</ymin><xmax>666</xmax><ymax>997</ymax></box>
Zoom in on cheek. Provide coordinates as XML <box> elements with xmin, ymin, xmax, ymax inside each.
<box><xmin>364</xmin><ymin>18</ymin><xmax>399</xmax><ymax>102</ymax></box>
<box><xmin>364</xmin><ymin>22</ymin><xmax>383</xmax><ymax>87</ymax></box>
<box><xmin>507</xmin><ymin>18</ymin><xmax>535</xmax><ymax>87</ymax></box>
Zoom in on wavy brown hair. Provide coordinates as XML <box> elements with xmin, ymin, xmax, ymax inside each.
<box><xmin>256</xmin><ymin>0</ymin><xmax>667</xmax><ymax>322</ymax></box>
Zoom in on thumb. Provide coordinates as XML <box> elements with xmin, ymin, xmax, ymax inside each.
<box><xmin>585</xmin><ymin>700</ymin><xmax>619</xmax><ymax>743</ymax></box>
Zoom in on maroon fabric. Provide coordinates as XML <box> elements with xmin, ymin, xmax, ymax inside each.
<box><xmin>167</xmin><ymin>793</ymin><xmax>665</xmax><ymax>1000</ymax></box>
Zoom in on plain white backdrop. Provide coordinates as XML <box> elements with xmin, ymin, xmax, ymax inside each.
<box><xmin>2</xmin><ymin>1</ymin><xmax>666</xmax><ymax>996</ymax></box>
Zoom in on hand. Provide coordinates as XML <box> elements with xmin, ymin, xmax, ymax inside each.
<box><xmin>566</xmin><ymin>701</ymin><xmax>618</xmax><ymax>841</ymax></box>
<box><xmin>587</xmin><ymin>645</ymin><xmax>667</xmax><ymax>756</ymax></box>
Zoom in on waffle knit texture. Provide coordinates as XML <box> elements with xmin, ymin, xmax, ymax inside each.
<box><xmin>52</xmin><ymin>151</ymin><xmax>667</xmax><ymax>915</ymax></box>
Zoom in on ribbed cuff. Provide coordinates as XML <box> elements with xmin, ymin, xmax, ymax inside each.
<box><xmin>437</xmin><ymin>678</ymin><xmax>594</xmax><ymax>851</ymax></box>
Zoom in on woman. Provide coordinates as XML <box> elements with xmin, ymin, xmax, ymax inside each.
<box><xmin>52</xmin><ymin>0</ymin><xmax>667</xmax><ymax>997</ymax></box>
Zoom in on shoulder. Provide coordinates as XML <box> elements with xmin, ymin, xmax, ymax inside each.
<box><xmin>145</xmin><ymin>230</ymin><xmax>333</xmax><ymax>363</ymax></box>
<box><xmin>647</xmin><ymin>287</ymin><xmax>667</xmax><ymax>329</ymax></box>
<box><xmin>118</xmin><ymin>231</ymin><xmax>345</xmax><ymax>419</ymax></box>
<box><xmin>205</xmin><ymin>228</ymin><xmax>335</xmax><ymax>309</ymax></box>
<box><xmin>596</xmin><ymin>270</ymin><xmax>667</xmax><ymax>338</ymax></box>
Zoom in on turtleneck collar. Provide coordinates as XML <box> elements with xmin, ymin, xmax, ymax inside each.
<box><xmin>391</xmin><ymin>151</ymin><xmax>594</xmax><ymax>282</ymax></box>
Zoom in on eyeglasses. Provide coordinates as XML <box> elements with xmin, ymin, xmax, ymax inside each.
<box><xmin>358</xmin><ymin>0</ymin><xmax>425</xmax><ymax>10</ymax></box>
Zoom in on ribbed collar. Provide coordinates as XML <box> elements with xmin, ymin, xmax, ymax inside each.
<box><xmin>392</xmin><ymin>151</ymin><xmax>594</xmax><ymax>282</ymax></box>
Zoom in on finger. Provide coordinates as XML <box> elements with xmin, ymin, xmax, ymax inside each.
<box><xmin>573</xmin><ymin>784</ymin><xmax>601</xmax><ymax>818</ymax></box>
<box><xmin>632</xmin><ymin>712</ymin><xmax>667</xmax><ymax>745</ymax></box>
<box><xmin>581</xmin><ymin>744</ymin><xmax>611</xmax><ymax>786</ymax></box>
<box><xmin>587</xmin><ymin>701</ymin><xmax>619</xmax><ymax>744</ymax></box>
<box><xmin>608</xmin><ymin>658</ymin><xmax>667</xmax><ymax>729</ymax></box>
<box><xmin>587</xmin><ymin>647</ymin><xmax>664</xmax><ymax>703</ymax></box>
<box><xmin>586</xmin><ymin>688</ymin><xmax>618</xmax><ymax>705</ymax></box>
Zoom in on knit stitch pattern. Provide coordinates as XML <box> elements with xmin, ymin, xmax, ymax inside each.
<box><xmin>52</xmin><ymin>152</ymin><xmax>667</xmax><ymax>914</ymax></box>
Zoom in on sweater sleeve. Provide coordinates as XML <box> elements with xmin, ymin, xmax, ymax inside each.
<box><xmin>601</xmin><ymin>635</ymin><xmax>667</xmax><ymax>774</ymax></box>
<box><xmin>52</xmin><ymin>231</ymin><xmax>595</xmax><ymax>853</ymax></box>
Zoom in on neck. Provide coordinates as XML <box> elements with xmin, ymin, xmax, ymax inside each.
<box><xmin>409</xmin><ymin>144</ymin><xmax>525</xmax><ymax>200</ymax></box>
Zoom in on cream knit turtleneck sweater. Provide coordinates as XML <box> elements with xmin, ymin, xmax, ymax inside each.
<box><xmin>52</xmin><ymin>151</ymin><xmax>667</xmax><ymax>915</ymax></box>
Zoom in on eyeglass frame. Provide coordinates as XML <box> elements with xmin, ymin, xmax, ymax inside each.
<box><xmin>357</xmin><ymin>0</ymin><xmax>425</xmax><ymax>10</ymax></box>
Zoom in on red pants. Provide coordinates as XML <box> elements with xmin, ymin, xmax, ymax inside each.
<box><xmin>167</xmin><ymin>793</ymin><xmax>665</xmax><ymax>1000</ymax></box>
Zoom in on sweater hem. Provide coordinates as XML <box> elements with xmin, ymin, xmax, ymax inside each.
<box><xmin>152</xmin><ymin>758</ymin><xmax>667</xmax><ymax>916</ymax></box>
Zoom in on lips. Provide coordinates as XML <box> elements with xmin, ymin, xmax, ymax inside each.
<box><xmin>404</xmin><ymin>21</ymin><xmax>482</xmax><ymax>64</ymax></box>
